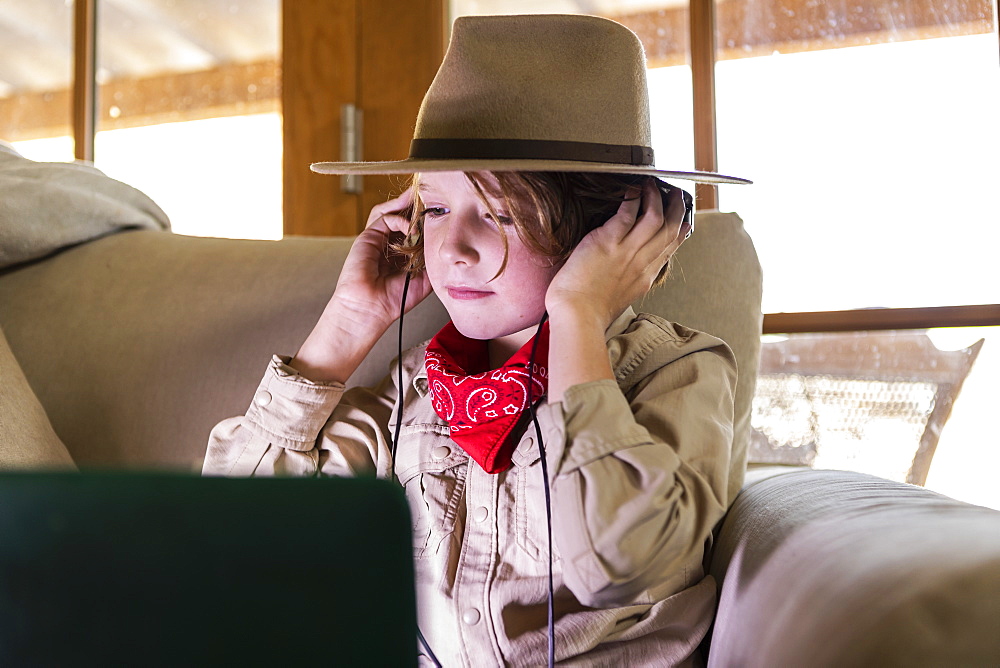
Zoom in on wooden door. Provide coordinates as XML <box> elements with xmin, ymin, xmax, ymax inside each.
<box><xmin>282</xmin><ymin>0</ymin><xmax>446</xmax><ymax>236</ymax></box>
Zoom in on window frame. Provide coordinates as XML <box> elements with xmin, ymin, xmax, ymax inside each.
<box><xmin>64</xmin><ymin>0</ymin><xmax>1000</xmax><ymax>333</ymax></box>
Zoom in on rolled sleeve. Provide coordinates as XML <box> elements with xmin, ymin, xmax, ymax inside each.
<box><xmin>204</xmin><ymin>355</ymin><xmax>357</xmax><ymax>479</ymax></box>
<box><xmin>545</xmin><ymin>345</ymin><xmax>737</xmax><ymax>608</ymax></box>
<box><xmin>244</xmin><ymin>355</ymin><xmax>347</xmax><ymax>451</ymax></box>
<box><xmin>550</xmin><ymin>380</ymin><xmax>652</xmax><ymax>472</ymax></box>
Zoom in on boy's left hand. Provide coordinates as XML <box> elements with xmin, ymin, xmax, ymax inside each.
<box><xmin>545</xmin><ymin>179</ymin><xmax>691</xmax><ymax>329</ymax></box>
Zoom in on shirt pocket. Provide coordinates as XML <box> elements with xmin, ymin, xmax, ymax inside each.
<box><xmin>511</xmin><ymin>439</ymin><xmax>560</xmax><ymax>564</ymax></box>
<box><xmin>395</xmin><ymin>424</ymin><xmax>468</xmax><ymax>559</ymax></box>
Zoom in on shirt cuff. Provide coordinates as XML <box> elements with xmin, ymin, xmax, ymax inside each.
<box><xmin>243</xmin><ymin>355</ymin><xmax>346</xmax><ymax>451</ymax></box>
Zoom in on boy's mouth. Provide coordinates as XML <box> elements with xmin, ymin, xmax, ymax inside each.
<box><xmin>446</xmin><ymin>286</ymin><xmax>493</xmax><ymax>300</ymax></box>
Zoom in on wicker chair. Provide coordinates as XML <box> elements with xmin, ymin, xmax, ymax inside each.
<box><xmin>749</xmin><ymin>331</ymin><xmax>984</xmax><ymax>485</ymax></box>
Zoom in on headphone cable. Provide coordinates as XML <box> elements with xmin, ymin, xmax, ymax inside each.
<box><xmin>526</xmin><ymin>312</ymin><xmax>555</xmax><ymax>668</ymax></box>
<box><xmin>393</xmin><ymin>272</ymin><xmax>444</xmax><ymax>668</ymax></box>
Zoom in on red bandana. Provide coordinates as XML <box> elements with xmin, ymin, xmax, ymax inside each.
<box><xmin>424</xmin><ymin>321</ymin><xmax>549</xmax><ymax>474</ymax></box>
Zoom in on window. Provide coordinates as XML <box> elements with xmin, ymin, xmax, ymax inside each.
<box><xmin>1</xmin><ymin>0</ymin><xmax>282</xmax><ymax>240</ymax></box>
<box><xmin>709</xmin><ymin>0</ymin><xmax>999</xmax><ymax>509</ymax></box>
<box><xmin>1</xmin><ymin>0</ymin><xmax>75</xmax><ymax>162</ymax></box>
<box><xmin>6</xmin><ymin>1</ymin><xmax>998</xmax><ymax>505</ymax></box>
<box><xmin>714</xmin><ymin>0</ymin><xmax>999</xmax><ymax>314</ymax></box>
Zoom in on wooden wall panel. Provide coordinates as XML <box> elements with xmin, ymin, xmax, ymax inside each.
<box><xmin>281</xmin><ymin>0</ymin><xmax>445</xmax><ymax>237</ymax></box>
<box><xmin>282</xmin><ymin>1</ymin><xmax>358</xmax><ymax>237</ymax></box>
<box><xmin>358</xmin><ymin>0</ymin><xmax>446</xmax><ymax>220</ymax></box>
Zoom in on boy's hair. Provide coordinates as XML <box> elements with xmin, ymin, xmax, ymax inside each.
<box><xmin>394</xmin><ymin>171</ymin><xmax>676</xmax><ymax>285</ymax></box>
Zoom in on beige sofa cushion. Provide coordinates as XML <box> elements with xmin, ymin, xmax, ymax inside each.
<box><xmin>709</xmin><ymin>468</ymin><xmax>1000</xmax><ymax>666</ymax></box>
<box><xmin>0</xmin><ymin>230</ymin><xmax>449</xmax><ymax>471</ymax></box>
<box><xmin>0</xmin><ymin>211</ymin><xmax>759</xmax><ymax>480</ymax></box>
<box><xmin>646</xmin><ymin>211</ymin><xmax>762</xmax><ymax>504</ymax></box>
<box><xmin>0</xmin><ymin>327</ymin><xmax>76</xmax><ymax>470</ymax></box>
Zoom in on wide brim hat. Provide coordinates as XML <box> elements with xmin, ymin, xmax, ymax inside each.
<box><xmin>311</xmin><ymin>14</ymin><xmax>750</xmax><ymax>185</ymax></box>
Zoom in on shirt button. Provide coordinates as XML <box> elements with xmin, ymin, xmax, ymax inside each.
<box><xmin>432</xmin><ymin>446</ymin><xmax>451</xmax><ymax>460</ymax></box>
<box><xmin>462</xmin><ymin>608</ymin><xmax>481</xmax><ymax>625</ymax></box>
<box><xmin>523</xmin><ymin>436</ymin><xmax>533</xmax><ymax>448</ymax></box>
<box><xmin>473</xmin><ymin>506</ymin><xmax>489</xmax><ymax>523</ymax></box>
<box><xmin>254</xmin><ymin>391</ymin><xmax>272</xmax><ymax>407</ymax></box>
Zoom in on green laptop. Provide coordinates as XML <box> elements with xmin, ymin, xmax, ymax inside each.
<box><xmin>0</xmin><ymin>472</ymin><xmax>417</xmax><ymax>666</ymax></box>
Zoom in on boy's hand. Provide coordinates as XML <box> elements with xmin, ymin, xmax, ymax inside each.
<box><xmin>291</xmin><ymin>188</ymin><xmax>433</xmax><ymax>383</ymax></box>
<box><xmin>545</xmin><ymin>179</ymin><xmax>691</xmax><ymax>330</ymax></box>
<box><xmin>333</xmin><ymin>187</ymin><xmax>433</xmax><ymax>329</ymax></box>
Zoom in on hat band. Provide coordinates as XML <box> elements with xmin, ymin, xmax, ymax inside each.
<box><xmin>409</xmin><ymin>138</ymin><xmax>655</xmax><ymax>167</ymax></box>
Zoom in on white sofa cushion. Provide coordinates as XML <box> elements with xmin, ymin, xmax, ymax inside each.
<box><xmin>0</xmin><ymin>144</ymin><xmax>168</xmax><ymax>270</ymax></box>
<box><xmin>709</xmin><ymin>468</ymin><xmax>1000</xmax><ymax>666</ymax></box>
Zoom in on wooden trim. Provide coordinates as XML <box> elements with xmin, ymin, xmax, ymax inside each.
<box><xmin>1</xmin><ymin>60</ymin><xmax>279</xmax><ymax>142</ymax></box>
<box><xmin>613</xmin><ymin>8</ymin><xmax>688</xmax><ymax>68</ymax></box>
<box><xmin>762</xmin><ymin>304</ymin><xmax>1000</xmax><ymax>334</ymax></box>
<box><xmin>714</xmin><ymin>0</ymin><xmax>995</xmax><ymax>61</ymax></box>
<box><xmin>689</xmin><ymin>0</ymin><xmax>719</xmax><ymax>211</ymax></box>
<box><xmin>0</xmin><ymin>88</ymin><xmax>73</xmax><ymax>143</ymax></box>
<box><xmin>97</xmin><ymin>61</ymin><xmax>279</xmax><ymax>131</ymax></box>
<box><xmin>72</xmin><ymin>0</ymin><xmax>96</xmax><ymax>162</ymax></box>
<box><xmin>908</xmin><ymin>339</ymin><xmax>983</xmax><ymax>485</ymax></box>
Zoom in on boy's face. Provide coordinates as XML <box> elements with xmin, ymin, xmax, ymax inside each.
<box><xmin>418</xmin><ymin>171</ymin><xmax>559</xmax><ymax>345</ymax></box>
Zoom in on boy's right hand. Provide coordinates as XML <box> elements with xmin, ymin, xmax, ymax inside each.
<box><xmin>334</xmin><ymin>187</ymin><xmax>433</xmax><ymax>329</ymax></box>
<box><xmin>291</xmin><ymin>188</ymin><xmax>432</xmax><ymax>383</ymax></box>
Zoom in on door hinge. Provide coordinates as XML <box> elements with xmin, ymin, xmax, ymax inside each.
<box><xmin>341</xmin><ymin>103</ymin><xmax>363</xmax><ymax>194</ymax></box>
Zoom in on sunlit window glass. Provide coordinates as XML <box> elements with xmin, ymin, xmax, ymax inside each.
<box><xmin>1</xmin><ymin>0</ymin><xmax>75</xmax><ymax>162</ymax></box>
<box><xmin>94</xmin><ymin>0</ymin><xmax>281</xmax><ymax>240</ymax></box>
<box><xmin>714</xmin><ymin>0</ymin><xmax>999</xmax><ymax>313</ymax></box>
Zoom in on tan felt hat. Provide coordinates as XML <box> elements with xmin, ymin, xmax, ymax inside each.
<box><xmin>311</xmin><ymin>14</ymin><xmax>750</xmax><ymax>185</ymax></box>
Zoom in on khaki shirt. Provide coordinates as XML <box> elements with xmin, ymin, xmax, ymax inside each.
<box><xmin>204</xmin><ymin>309</ymin><xmax>737</xmax><ymax>666</ymax></box>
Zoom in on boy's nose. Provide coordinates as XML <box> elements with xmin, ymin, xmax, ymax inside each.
<box><xmin>438</xmin><ymin>213</ymin><xmax>481</xmax><ymax>265</ymax></box>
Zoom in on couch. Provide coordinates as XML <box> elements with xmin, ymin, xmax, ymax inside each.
<box><xmin>2</xmin><ymin>146</ymin><xmax>998</xmax><ymax>665</ymax></box>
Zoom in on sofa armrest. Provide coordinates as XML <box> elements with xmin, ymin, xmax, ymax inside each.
<box><xmin>707</xmin><ymin>468</ymin><xmax>1000</xmax><ymax>667</ymax></box>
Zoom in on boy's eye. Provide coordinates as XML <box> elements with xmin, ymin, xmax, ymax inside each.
<box><xmin>487</xmin><ymin>212</ymin><xmax>513</xmax><ymax>226</ymax></box>
<box><xmin>420</xmin><ymin>207</ymin><xmax>448</xmax><ymax>218</ymax></box>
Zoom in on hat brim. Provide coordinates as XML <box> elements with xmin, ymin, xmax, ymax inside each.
<box><xmin>310</xmin><ymin>158</ymin><xmax>751</xmax><ymax>185</ymax></box>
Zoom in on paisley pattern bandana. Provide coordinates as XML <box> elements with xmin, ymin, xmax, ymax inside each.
<box><xmin>424</xmin><ymin>321</ymin><xmax>549</xmax><ymax>474</ymax></box>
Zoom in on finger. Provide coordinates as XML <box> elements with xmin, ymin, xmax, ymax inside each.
<box><xmin>659</xmin><ymin>184</ymin><xmax>684</xmax><ymax>223</ymax></box>
<box><xmin>365</xmin><ymin>204</ymin><xmax>416</xmax><ymax>237</ymax></box>
<box><xmin>366</xmin><ymin>187</ymin><xmax>415</xmax><ymax>228</ymax></box>
<box><xmin>630</xmin><ymin>182</ymin><xmax>686</xmax><ymax>273</ymax></box>
<box><xmin>636</xmin><ymin>180</ymin><xmax>665</xmax><ymax>230</ymax></box>
<box><xmin>623</xmin><ymin>180</ymin><xmax>668</xmax><ymax>246</ymax></box>
<box><xmin>653</xmin><ymin>185</ymin><xmax>689</xmax><ymax>248</ymax></box>
<box><xmin>379</xmin><ymin>211</ymin><xmax>414</xmax><ymax>234</ymax></box>
<box><xmin>606</xmin><ymin>186</ymin><xmax>642</xmax><ymax>235</ymax></box>
<box><xmin>657</xmin><ymin>189</ymin><xmax>694</xmax><ymax>270</ymax></box>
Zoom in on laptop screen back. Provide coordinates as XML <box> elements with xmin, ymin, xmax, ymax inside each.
<box><xmin>0</xmin><ymin>472</ymin><xmax>417</xmax><ymax>666</ymax></box>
